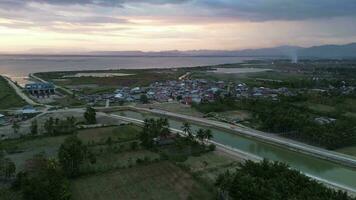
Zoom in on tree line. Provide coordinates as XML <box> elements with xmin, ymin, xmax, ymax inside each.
<box><xmin>193</xmin><ymin>97</ymin><xmax>356</xmax><ymax>150</ymax></box>
<box><xmin>215</xmin><ymin>159</ymin><xmax>355</xmax><ymax>200</ymax></box>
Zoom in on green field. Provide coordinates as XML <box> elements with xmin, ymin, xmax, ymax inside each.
<box><xmin>72</xmin><ymin>162</ymin><xmax>214</xmax><ymax>200</ymax></box>
<box><xmin>1</xmin><ymin>125</ymin><xmax>141</xmax><ymax>172</ymax></box>
<box><xmin>0</xmin><ymin>76</ymin><xmax>26</xmax><ymax>110</ymax></box>
<box><xmin>336</xmin><ymin>146</ymin><xmax>356</xmax><ymax>158</ymax></box>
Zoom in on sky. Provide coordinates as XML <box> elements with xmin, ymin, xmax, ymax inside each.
<box><xmin>1</xmin><ymin>0</ymin><xmax>356</xmax><ymax>53</ymax></box>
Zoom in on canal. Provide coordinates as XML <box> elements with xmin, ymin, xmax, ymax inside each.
<box><xmin>113</xmin><ymin>110</ymin><xmax>356</xmax><ymax>190</ymax></box>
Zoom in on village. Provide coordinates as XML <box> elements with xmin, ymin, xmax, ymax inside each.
<box><xmin>77</xmin><ymin>79</ymin><xmax>296</xmax><ymax>105</ymax></box>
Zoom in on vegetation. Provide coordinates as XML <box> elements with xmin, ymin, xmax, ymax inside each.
<box><xmin>72</xmin><ymin>162</ymin><xmax>214</xmax><ymax>200</ymax></box>
<box><xmin>13</xmin><ymin>154</ymin><xmax>71</xmax><ymax>200</ymax></box>
<box><xmin>0</xmin><ymin>151</ymin><xmax>16</xmax><ymax>180</ymax></box>
<box><xmin>30</xmin><ymin>120</ymin><xmax>38</xmax><ymax>136</ymax></box>
<box><xmin>140</xmin><ymin>118</ymin><xmax>170</xmax><ymax>148</ymax></box>
<box><xmin>58</xmin><ymin>135</ymin><xmax>89</xmax><ymax>177</ymax></box>
<box><xmin>193</xmin><ymin>97</ymin><xmax>356</xmax><ymax>150</ymax></box>
<box><xmin>12</xmin><ymin>122</ymin><xmax>20</xmax><ymax>134</ymax></box>
<box><xmin>84</xmin><ymin>106</ymin><xmax>96</xmax><ymax>124</ymax></box>
<box><xmin>140</xmin><ymin>94</ymin><xmax>149</xmax><ymax>104</ymax></box>
<box><xmin>0</xmin><ymin>76</ymin><xmax>26</xmax><ymax>109</ymax></box>
<box><xmin>215</xmin><ymin>159</ymin><xmax>355</xmax><ymax>200</ymax></box>
<box><xmin>44</xmin><ymin>117</ymin><xmax>77</xmax><ymax>136</ymax></box>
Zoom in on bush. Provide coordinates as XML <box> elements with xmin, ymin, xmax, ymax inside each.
<box><xmin>208</xmin><ymin>144</ymin><xmax>216</xmax><ymax>151</ymax></box>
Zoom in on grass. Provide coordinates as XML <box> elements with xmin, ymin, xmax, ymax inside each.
<box><xmin>71</xmin><ymin>161</ymin><xmax>214</xmax><ymax>200</ymax></box>
<box><xmin>0</xmin><ymin>76</ymin><xmax>26</xmax><ymax>110</ymax></box>
<box><xmin>81</xmin><ymin>149</ymin><xmax>160</xmax><ymax>174</ymax></box>
<box><xmin>182</xmin><ymin>152</ymin><xmax>239</xmax><ymax>183</ymax></box>
<box><xmin>78</xmin><ymin>125</ymin><xmax>141</xmax><ymax>144</ymax></box>
<box><xmin>335</xmin><ymin>146</ymin><xmax>356</xmax><ymax>158</ymax></box>
<box><xmin>138</xmin><ymin>102</ymin><xmax>204</xmax><ymax>117</ymax></box>
<box><xmin>1</xmin><ymin>125</ymin><xmax>141</xmax><ymax>172</ymax></box>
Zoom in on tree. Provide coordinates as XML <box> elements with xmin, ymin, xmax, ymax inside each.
<box><xmin>58</xmin><ymin>135</ymin><xmax>87</xmax><ymax>177</ymax></box>
<box><xmin>203</xmin><ymin>129</ymin><xmax>213</xmax><ymax>141</ymax></box>
<box><xmin>215</xmin><ymin>159</ymin><xmax>354</xmax><ymax>200</ymax></box>
<box><xmin>84</xmin><ymin>106</ymin><xmax>96</xmax><ymax>124</ymax></box>
<box><xmin>12</xmin><ymin>122</ymin><xmax>20</xmax><ymax>134</ymax></box>
<box><xmin>140</xmin><ymin>118</ymin><xmax>171</xmax><ymax>148</ymax></box>
<box><xmin>0</xmin><ymin>154</ymin><xmax>16</xmax><ymax>180</ymax></box>
<box><xmin>30</xmin><ymin>119</ymin><xmax>38</xmax><ymax>136</ymax></box>
<box><xmin>44</xmin><ymin>117</ymin><xmax>54</xmax><ymax>135</ymax></box>
<box><xmin>196</xmin><ymin>129</ymin><xmax>205</xmax><ymax>143</ymax></box>
<box><xmin>13</xmin><ymin>154</ymin><xmax>71</xmax><ymax>200</ymax></box>
<box><xmin>140</xmin><ymin>94</ymin><xmax>149</xmax><ymax>104</ymax></box>
<box><xmin>182</xmin><ymin>122</ymin><xmax>193</xmax><ymax>140</ymax></box>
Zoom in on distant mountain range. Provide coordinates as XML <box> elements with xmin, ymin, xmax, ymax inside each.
<box><xmin>91</xmin><ymin>43</ymin><xmax>356</xmax><ymax>59</ymax></box>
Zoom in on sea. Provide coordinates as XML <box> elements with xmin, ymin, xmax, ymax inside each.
<box><xmin>0</xmin><ymin>55</ymin><xmax>265</xmax><ymax>85</ymax></box>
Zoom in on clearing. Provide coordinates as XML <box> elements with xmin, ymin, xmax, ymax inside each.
<box><xmin>71</xmin><ymin>161</ymin><xmax>214</xmax><ymax>200</ymax></box>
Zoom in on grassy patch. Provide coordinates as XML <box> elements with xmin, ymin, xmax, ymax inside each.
<box><xmin>182</xmin><ymin>152</ymin><xmax>239</xmax><ymax>183</ymax></box>
<box><xmin>138</xmin><ymin>102</ymin><xmax>204</xmax><ymax>117</ymax></box>
<box><xmin>0</xmin><ymin>76</ymin><xmax>26</xmax><ymax>110</ymax></box>
<box><xmin>71</xmin><ymin>162</ymin><xmax>214</xmax><ymax>200</ymax></box>
<box><xmin>335</xmin><ymin>146</ymin><xmax>356</xmax><ymax>158</ymax></box>
<box><xmin>1</xmin><ymin>125</ymin><xmax>141</xmax><ymax>172</ymax></box>
<box><xmin>78</xmin><ymin>125</ymin><xmax>141</xmax><ymax>144</ymax></box>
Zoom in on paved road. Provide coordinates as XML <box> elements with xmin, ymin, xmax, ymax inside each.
<box><xmin>2</xmin><ymin>75</ymin><xmax>39</xmax><ymax>106</ymax></box>
<box><xmin>122</xmin><ymin>106</ymin><xmax>356</xmax><ymax>169</ymax></box>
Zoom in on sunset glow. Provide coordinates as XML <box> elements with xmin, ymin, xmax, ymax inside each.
<box><xmin>1</xmin><ymin>0</ymin><xmax>356</xmax><ymax>53</ymax></box>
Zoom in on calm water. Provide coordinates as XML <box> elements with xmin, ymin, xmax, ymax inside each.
<box><xmin>0</xmin><ymin>55</ymin><xmax>261</xmax><ymax>85</ymax></box>
<box><xmin>115</xmin><ymin>110</ymin><xmax>356</xmax><ymax>190</ymax></box>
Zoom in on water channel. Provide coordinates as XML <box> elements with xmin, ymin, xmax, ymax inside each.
<box><xmin>113</xmin><ymin>110</ymin><xmax>356</xmax><ymax>190</ymax></box>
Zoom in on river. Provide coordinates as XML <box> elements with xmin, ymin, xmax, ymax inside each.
<box><xmin>114</xmin><ymin>110</ymin><xmax>356</xmax><ymax>190</ymax></box>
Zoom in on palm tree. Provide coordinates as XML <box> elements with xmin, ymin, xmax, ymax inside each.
<box><xmin>203</xmin><ymin>129</ymin><xmax>213</xmax><ymax>141</ymax></box>
<box><xmin>181</xmin><ymin>122</ymin><xmax>193</xmax><ymax>139</ymax></box>
<box><xmin>196</xmin><ymin>129</ymin><xmax>205</xmax><ymax>143</ymax></box>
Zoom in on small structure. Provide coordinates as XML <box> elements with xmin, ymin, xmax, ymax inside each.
<box><xmin>19</xmin><ymin>105</ymin><xmax>38</xmax><ymax>115</ymax></box>
<box><xmin>25</xmin><ymin>82</ymin><xmax>55</xmax><ymax>96</ymax></box>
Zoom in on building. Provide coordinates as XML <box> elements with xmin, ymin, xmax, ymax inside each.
<box><xmin>25</xmin><ymin>82</ymin><xmax>55</xmax><ymax>96</ymax></box>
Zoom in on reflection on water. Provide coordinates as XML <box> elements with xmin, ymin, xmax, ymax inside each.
<box><xmin>114</xmin><ymin>110</ymin><xmax>356</xmax><ymax>189</ymax></box>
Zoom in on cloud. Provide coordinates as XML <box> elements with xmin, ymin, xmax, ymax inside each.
<box><xmin>197</xmin><ymin>0</ymin><xmax>356</xmax><ymax>21</ymax></box>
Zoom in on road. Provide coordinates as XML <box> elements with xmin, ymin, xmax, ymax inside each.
<box><xmin>2</xmin><ymin>75</ymin><xmax>40</xmax><ymax>106</ymax></box>
<box><xmin>120</xmin><ymin>106</ymin><xmax>356</xmax><ymax>169</ymax></box>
